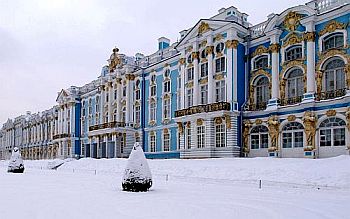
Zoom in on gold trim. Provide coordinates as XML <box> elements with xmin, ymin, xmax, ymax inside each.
<box><xmin>319</xmin><ymin>20</ymin><xmax>346</xmax><ymax>36</ymax></box>
<box><xmin>179</xmin><ymin>58</ymin><xmax>186</xmax><ymax>65</ymax></box>
<box><xmin>125</xmin><ymin>74</ymin><xmax>135</xmax><ymax>81</ymax></box>
<box><xmin>224</xmin><ymin>114</ymin><xmax>231</xmax><ymax>129</ymax></box>
<box><xmin>214</xmin><ymin>117</ymin><xmax>222</xmax><ymax>125</ymax></box>
<box><xmin>186</xmin><ymin>81</ymin><xmax>194</xmax><ymax>88</ymax></box>
<box><xmin>282</xmin><ymin>33</ymin><xmax>303</xmax><ymax>48</ymax></box>
<box><xmin>191</xmin><ymin>51</ymin><xmax>199</xmax><ymax>59</ymax></box>
<box><xmin>287</xmin><ymin>115</ymin><xmax>296</xmax><ymax>122</ymax></box>
<box><xmin>177</xmin><ymin>122</ymin><xmax>183</xmax><ymax>134</ymax></box>
<box><xmin>267</xmin><ymin>115</ymin><xmax>280</xmax><ymax>151</ymax></box>
<box><xmin>303</xmin><ymin>111</ymin><xmax>317</xmax><ymax>150</ymax></box>
<box><xmin>163</xmin><ymin>128</ymin><xmax>169</xmax><ymax>134</ymax></box>
<box><xmin>225</xmin><ymin>40</ymin><xmax>239</xmax><ymax>49</ymax></box>
<box><xmin>252</xmin><ymin>45</ymin><xmax>269</xmax><ymax>57</ymax></box>
<box><xmin>214</xmin><ymin>33</ymin><xmax>223</xmax><ymax>42</ymax></box>
<box><xmin>198</xmin><ymin>22</ymin><xmax>211</xmax><ymax>35</ymax></box>
<box><xmin>205</xmin><ymin>46</ymin><xmax>214</xmax><ymax>55</ymax></box>
<box><xmin>303</xmin><ymin>32</ymin><xmax>316</xmax><ymax>42</ymax></box>
<box><xmin>186</xmin><ymin>46</ymin><xmax>193</xmax><ymax>53</ymax></box>
<box><xmin>283</xmin><ymin>11</ymin><xmax>302</xmax><ymax>31</ymax></box>
<box><xmin>199</xmin><ymin>77</ymin><xmax>208</xmax><ymax>85</ymax></box>
<box><xmin>269</xmin><ymin>43</ymin><xmax>280</xmax><ymax>53</ymax></box>
<box><xmin>255</xmin><ymin>119</ymin><xmax>263</xmax><ymax>125</ymax></box>
<box><xmin>325</xmin><ymin>109</ymin><xmax>336</xmax><ymax>117</ymax></box>
<box><xmin>196</xmin><ymin>119</ymin><xmax>203</xmax><ymax>126</ymax></box>
<box><xmin>214</xmin><ymin>73</ymin><xmax>224</xmax><ymax>80</ymax></box>
<box><xmin>199</xmin><ymin>40</ymin><xmax>207</xmax><ymax>48</ymax></box>
<box><xmin>242</xmin><ymin>120</ymin><xmax>252</xmax><ymax>153</ymax></box>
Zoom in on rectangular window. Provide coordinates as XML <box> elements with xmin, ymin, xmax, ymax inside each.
<box><xmin>215</xmin><ymin>80</ymin><xmax>225</xmax><ymax>102</ymax></box>
<box><xmin>150</xmin><ymin>134</ymin><xmax>156</xmax><ymax>152</ymax></box>
<box><xmin>320</xmin><ymin>129</ymin><xmax>331</xmax><ymax>147</ymax></box>
<box><xmin>200</xmin><ymin>63</ymin><xmax>208</xmax><ymax>78</ymax></box>
<box><xmin>215</xmin><ymin>57</ymin><xmax>225</xmax><ymax>73</ymax></box>
<box><xmin>251</xmin><ymin>134</ymin><xmax>259</xmax><ymax>149</ymax></box>
<box><xmin>187</xmin><ymin>88</ymin><xmax>193</xmax><ymax>107</ymax></box>
<box><xmin>215</xmin><ymin>123</ymin><xmax>226</xmax><ymax>147</ymax></box>
<box><xmin>282</xmin><ymin>133</ymin><xmax>292</xmax><ymax>148</ymax></box>
<box><xmin>81</xmin><ymin>144</ymin><xmax>85</xmax><ymax>156</ymax></box>
<box><xmin>163</xmin><ymin>99</ymin><xmax>171</xmax><ymax>119</ymax></box>
<box><xmin>294</xmin><ymin>131</ymin><xmax>303</xmax><ymax>148</ymax></box>
<box><xmin>197</xmin><ymin>126</ymin><xmax>205</xmax><ymax>148</ymax></box>
<box><xmin>164</xmin><ymin>81</ymin><xmax>171</xmax><ymax>93</ymax></box>
<box><xmin>261</xmin><ymin>134</ymin><xmax>268</xmax><ymax>148</ymax></box>
<box><xmin>200</xmin><ymin>85</ymin><xmax>208</xmax><ymax>105</ymax></box>
<box><xmin>135</xmin><ymin>90</ymin><xmax>141</xmax><ymax>100</ymax></box>
<box><xmin>163</xmin><ymin>133</ymin><xmax>170</xmax><ymax>151</ymax></box>
<box><xmin>333</xmin><ymin>128</ymin><xmax>345</xmax><ymax>146</ymax></box>
<box><xmin>106</xmin><ymin>93</ymin><xmax>109</xmax><ymax>103</ymax></box>
<box><xmin>120</xmin><ymin>133</ymin><xmax>126</xmax><ymax>154</ymax></box>
<box><xmin>114</xmin><ymin>90</ymin><xmax>117</xmax><ymax>100</ymax></box>
<box><xmin>186</xmin><ymin>126</ymin><xmax>191</xmax><ymax>149</ymax></box>
<box><xmin>135</xmin><ymin>106</ymin><xmax>141</xmax><ymax>124</ymax></box>
<box><xmin>150</xmin><ymin>102</ymin><xmax>156</xmax><ymax>121</ymax></box>
<box><xmin>151</xmin><ymin>85</ymin><xmax>156</xmax><ymax>96</ymax></box>
<box><xmin>187</xmin><ymin>67</ymin><xmax>194</xmax><ymax>81</ymax></box>
<box><xmin>123</xmin><ymin>87</ymin><xmax>126</xmax><ymax>97</ymax></box>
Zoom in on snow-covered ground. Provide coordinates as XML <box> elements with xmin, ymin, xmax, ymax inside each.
<box><xmin>1</xmin><ymin>156</ymin><xmax>350</xmax><ymax>219</ymax></box>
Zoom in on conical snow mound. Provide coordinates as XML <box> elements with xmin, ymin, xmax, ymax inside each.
<box><xmin>8</xmin><ymin>147</ymin><xmax>25</xmax><ymax>173</ymax></box>
<box><xmin>122</xmin><ymin>142</ymin><xmax>152</xmax><ymax>192</ymax></box>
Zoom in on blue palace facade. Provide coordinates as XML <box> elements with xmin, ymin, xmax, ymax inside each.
<box><xmin>1</xmin><ymin>0</ymin><xmax>350</xmax><ymax>160</ymax></box>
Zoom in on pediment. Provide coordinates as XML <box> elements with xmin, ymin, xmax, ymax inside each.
<box><xmin>176</xmin><ymin>19</ymin><xmax>234</xmax><ymax>49</ymax></box>
<box><xmin>56</xmin><ymin>89</ymin><xmax>69</xmax><ymax>103</ymax></box>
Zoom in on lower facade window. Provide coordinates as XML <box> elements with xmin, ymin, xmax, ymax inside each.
<box><xmin>200</xmin><ymin>85</ymin><xmax>208</xmax><ymax>105</ymax></box>
<box><xmin>150</xmin><ymin>133</ymin><xmax>156</xmax><ymax>152</ymax></box>
<box><xmin>197</xmin><ymin>126</ymin><xmax>205</xmax><ymax>148</ymax></box>
<box><xmin>186</xmin><ymin>126</ymin><xmax>191</xmax><ymax>149</ymax></box>
<box><xmin>215</xmin><ymin>123</ymin><xmax>226</xmax><ymax>147</ymax></box>
<box><xmin>319</xmin><ymin>117</ymin><xmax>346</xmax><ymax>147</ymax></box>
<box><xmin>187</xmin><ymin>88</ymin><xmax>193</xmax><ymax>107</ymax></box>
<box><xmin>163</xmin><ymin>132</ymin><xmax>170</xmax><ymax>151</ymax></box>
<box><xmin>215</xmin><ymin>80</ymin><xmax>225</xmax><ymax>102</ymax></box>
<box><xmin>282</xmin><ymin>122</ymin><xmax>304</xmax><ymax>148</ymax></box>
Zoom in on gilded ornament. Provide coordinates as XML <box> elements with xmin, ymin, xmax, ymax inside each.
<box><xmin>303</xmin><ymin>111</ymin><xmax>317</xmax><ymax>150</ymax></box>
<box><xmin>225</xmin><ymin>40</ymin><xmax>239</xmax><ymax>49</ymax></box>
<box><xmin>252</xmin><ymin>45</ymin><xmax>269</xmax><ymax>57</ymax></box>
<box><xmin>186</xmin><ymin>46</ymin><xmax>193</xmax><ymax>53</ymax></box>
<box><xmin>214</xmin><ymin>117</ymin><xmax>222</xmax><ymax>124</ymax></box>
<box><xmin>316</xmin><ymin>71</ymin><xmax>323</xmax><ymax>95</ymax></box>
<box><xmin>199</xmin><ymin>77</ymin><xmax>208</xmax><ymax>85</ymax></box>
<box><xmin>269</xmin><ymin>43</ymin><xmax>280</xmax><ymax>53</ymax></box>
<box><xmin>224</xmin><ymin>114</ymin><xmax>231</xmax><ymax>129</ymax></box>
<box><xmin>280</xmin><ymin>79</ymin><xmax>286</xmax><ymax>101</ymax></box>
<box><xmin>179</xmin><ymin>58</ymin><xmax>186</xmax><ymax>65</ymax></box>
<box><xmin>325</xmin><ymin>109</ymin><xmax>336</xmax><ymax>117</ymax></box>
<box><xmin>255</xmin><ymin>119</ymin><xmax>262</xmax><ymax>125</ymax></box>
<box><xmin>186</xmin><ymin>121</ymin><xmax>191</xmax><ymax>128</ymax></box>
<box><xmin>287</xmin><ymin>115</ymin><xmax>296</xmax><ymax>122</ymax></box>
<box><xmin>163</xmin><ymin>128</ymin><xmax>169</xmax><ymax>134</ymax></box>
<box><xmin>205</xmin><ymin>46</ymin><xmax>214</xmax><ymax>55</ymax></box>
<box><xmin>177</xmin><ymin>122</ymin><xmax>183</xmax><ymax>134</ymax></box>
<box><xmin>214</xmin><ymin>33</ymin><xmax>223</xmax><ymax>42</ymax></box>
<box><xmin>125</xmin><ymin>74</ymin><xmax>135</xmax><ymax>81</ymax></box>
<box><xmin>199</xmin><ymin>40</ymin><xmax>207</xmax><ymax>48</ymax></box>
<box><xmin>282</xmin><ymin>33</ymin><xmax>303</xmax><ymax>48</ymax></box>
<box><xmin>214</xmin><ymin>73</ymin><xmax>224</xmax><ymax>80</ymax></box>
<box><xmin>198</xmin><ymin>22</ymin><xmax>211</xmax><ymax>35</ymax></box>
<box><xmin>216</xmin><ymin>52</ymin><xmax>223</xmax><ymax>57</ymax></box>
<box><xmin>191</xmin><ymin>51</ymin><xmax>199</xmax><ymax>59</ymax></box>
<box><xmin>242</xmin><ymin>120</ymin><xmax>252</xmax><ymax>153</ymax></box>
<box><xmin>303</xmin><ymin>32</ymin><xmax>316</xmax><ymax>42</ymax></box>
<box><xmin>108</xmin><ymin>47</ymin><xmax>122</xmax><ymax>72</ymax></box>
<box><xmin>267</xmin><ymin>115</ymin><xmax>280</xmax><ymax>151</ymax></box>
<box><xmin>319</xmin><ymin>20</ymin><xmax>346</xmax><ymax>36</ymax></box>
<box><xmin>186</xmin><ymin>81</ymin><xmax>194</xmax><ymax>88</ymax></box>
<box><xmin>283</xmin><ymin>11</ymin><xmax>302</xmax><ymax>31</ymax></box>
<box><xmin>196</xmin><ymin>119</ymin><xmax>203</xmax><ymax>126</ymax></box>
<box><xmin>164</xmin><ymin>63</ymin><xmax>170</xmax><ymax>68</ymax></box>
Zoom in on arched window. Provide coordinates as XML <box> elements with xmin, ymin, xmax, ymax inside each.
<box><xmin>324</xmin><ymin>58</ymin><xmax>345</xmax><ymax>92</ymax></box>
<box><xmin>201</xmin><ymin>50</ymin><xmax>207</xmax><ymax>59</ymax></box>
<box><xmin>163</xmin><ymin>98</ymin><xmax>170</xmax><ymax>120</ymax></box>
<box><xmin>254</xmin><ymin>55</ymin><xmax>268</xmax><ymax>70</ymax></box>
<box><xmin>320</xmin><ymin>117</ymin><xmax>346</xmax><ymax>147</ymax></box>
<box><xmin>187</xmin><ymin>54</ymin><xmax>193</xmax><ymax>64</ymax></box>
<box><xmin>255</xmin><ymin>76</ymin><xmax>270</xmax><ymax>107</ymax></box>
<box><xmin>323</xmin><ymin>33</ymin><xmax>344</xmax><ymax>51</ymax></box>
<box><xmin>286</xmin><ymin>68</ymin><xmax>304</xmax><ymax>99</ymax></box>
<box><xmin>285</xmin><ymin>45</ymin><xmax>302</xmax><ymax>62</ymax></box>
<box><xmin>250</xmin><ymin>125</ymin><xmax>268</xmax><ymax>149</ymax></box>
<box><xmin>216</xmin><ymin>42</ymin><xmax>225</xmax><ymax>53</ymax></box>
<box><xmin>163</xmin><ymin>80</ymin><xmax>171</xmax><ymax>93</ymax></box>
<box><xmin>282</xmin><ymin>122</ymin><xmax>304</xmax><ymax>148</ymax></box>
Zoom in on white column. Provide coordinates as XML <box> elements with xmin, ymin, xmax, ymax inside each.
<box><xmin>207</xmin><ymin>37</ymin><xmax>214</xmax><ymax>104</ymax></box>
<box><xmin>116</xmin><ymin>79</ymin><xmax>122</xmax><ymax>121</ymax></box>
<box><xmin>267</xmin><ymin>32</ymin><xmax>281</xmax><ymax>109</ymax></box>
<box><xmin>125</xmin><ymin>79</ymin><xmax>130</xmax><ymax>124</ymax></box>
<box><xmin>101</xmin><ymin>85</ymin><xmax>106</xmax><ymax>124</ymax></box>
<box><xmin>192</xmin><ymin>42</ymin><xmax>199</xmax><ymax>106</ymax></box>
<box><xmin>108</xmin><ymin>83</ymin><xmax>113</xmax><ymax>122</ymax></box>
<box><xmin>180</xmin><ymin>51</ymin><xmax>186</xmax><ymax>109</ymax></box>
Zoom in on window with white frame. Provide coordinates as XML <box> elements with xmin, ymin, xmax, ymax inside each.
<box><xmin>216</xmin><ymin>42</ymin><xmax>224</xmax><ymax>53</ymax></box>
<box><xmin>164</xmin><ymin>80</ymin><xmax>171</xmax><ymax>93</ymax></box>
<box><xmin>150</xmin><ymin>101</ymin><xmax>156</xmax><ymax>121</ymax></box>
<box><xmin>215</xmin><ymin>57</ymin><xmax>225</xmax><ymax>73</ymax></box>
<box><xmin>163</xmin><ymin>131</ymin><xmax>170</xmax><ymax>151</ymax></box>
<box><xmin>324</xmin><ymin>58</ymin><xmax>345</xmax><ymax>92</ymax></box>
<box><xmin>282</xmin><ymin>122</ymin><xmax>304</xmax><ymax>148</ymax></box>
<box><xmin>186</xmin><ymin>125</ymin><xmax>191</xmax><ymax>149</ymax></box>
<box><xmin>255</xmin><ymin>76</ymin><xmax>270</xmax><ymax>106</ymax></box>
<box><xmin>106</xmin><ymin>93</ymin><xmax>109</xmax><ymax>103</ymax></box>
<box><xmin>123</xmin><ymin>86</ymin><xmax>126</xmax><ymax>97</ymax></box>
<box><xmin>122</xmin><ymin>107</ymin><xmax>126</xmax><ymax>123</ymax></box>
<box><xmin>88</xmin><ymin>99</ymin><xmax>92</xmax><ymax>114</ymax></box>
<box><xmin>105</xmin><ymin>113</ymin><xmax>108</xmax><ymax>123</ymax></box>
<box><xmin>323</xmin><ymin>33</ymin><xmax>344</xmax><ymax>51</ymax></box>
<box><xmin>201</xmin><ymin>50</ymin><xmax>208</xmax><ymax>59</ymax></box>
<box><xmin>187</xmin><ymin>88</ymin><xmax>193</xmax><ymax>107</ymax></box>
<box><xmin>150</xmin><ymin>132</ymin><xmax>156</xmax><ymax>152</ymax></box>
<box><xmin>95</xmin><ymin>96</ymin><xmax>100</xmax><ymax>112</ymax></box>
<box><xmin>95</xmin><ymin>114</ymin><xmax>99</xmax><ymax>124</ymax></box>
<box><xmin>215</xmin><ymin>122</ymin><xmax>226</xmax><ymax>147</ymax></box>
<box><xmin>150</xmin><ymin>85</ymin><xmax>156</xmax><ymax>96</ymax></box>
<box><xmin>163</xmin><ymin>98</ymin><xmax>171</xmax><ymax>120</ymax></box>
<box><xmin>200</xmin><ymin>63</ymin><xmax>208</xmax><ymax>78</ymax></box>
<box><xmin>197</xmin><ymin>125</ymin><xmax>205</xmax><ymax>148</ymax></box>
<box><xmin>253</xmin><ymin>55</ymin><xmax>268</xmax><ymax>70</ymax></box>
<box><xmin>285</xmin><ymin>45</ymin><xmax>302</xmax><ymax>62</ymax></box>
<box><xmin>82</xmin><ymin>101</ymin><xmax>86</xmax><ymax>117</ymax></box>
<box><xmin>135</xmin><ymin>89</ymin><xmax>141</xmax><ymax>100</ymax></box>
<box><xmin>286</xmin><ymin>68</ymin><xmax>304</xmax><ymax>99</ymax></box>
<box><xmin>320</xmin><ymin>117</ymin><xmax>346</xmax><ymax>147</ymax></box>
<box><xmin>164</xmin><ymin>69</ymin><xmax>170</xmax><ymax>78</ymax></box>
<box><xmin>113</xmin><ymin>109</ymin><xmax>117</xmax><ymax>122</ymax></box>
<box><xmin>114</xmin><ymin>89</ymin><xmax>117</xmax><ymax>100</ymax></box>
<box><xmin>215</xmin><ymin>80</ymin><xmax>225</xmax><ymax>102</ymax></box>
<box><xmin>177</xmin><ymin>92</ymin><xmax>181</xmax><ymax>110</ymax></box>
<box><xmin>135</xmin><ymin>105</ymin><xmax>141</xmax><ymax>124</ymax></box>
<box><xmin>178</xmin><ymin>76</ymin><xmax>181</xmax><ymax>89</ymax></box>
<box><xmin>187</xmin><ymin>67</ymin><xmax>194</xmax><ymax>81</ymax></box>
<box><xmin>187</xmin><ymin>54</ymin><xmax>193</xmax><ymax>64</ymax></box>
<box><xmin>120</xmin><ymin>133</ymin><xmax>125</xmax><ymax>154</ymax></box>
<box><xmin>250</xmin><ymin>125</ymin><xmax>268</xmax><ymax>149</ymax></box>
<box><xmin>200</xmin><ymin>85</ymin><xmax>208</xmax><ymax>105</ymax></box>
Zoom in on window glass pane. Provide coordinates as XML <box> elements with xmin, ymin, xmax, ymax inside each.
<box><xmin>333</xmin><ymin>128</ymin><xmax>345</xmax><ymax>146</ymax></box>
<box><xmin>294</xmin><ymin>132</ymin><xmax>303</xmax><ymax>148</ymax></box>
<box><xmin>251</xmin><ymin>135</ymin><xmax>259</xmax><ymax>149</ymax></box>
<box><xmin>261</xmin><ymin>134</ymin><xmax>268</xmax><ymax>148</ymax></box>
<box><xmin>320</xmin><ymin>129</ymin><xmax>331</xmax><ymax>146</ymax></box>
<box><xmin>282</xmin><ymin>133</ymin><xmax>292</xmax><ymax>148</ymax></box>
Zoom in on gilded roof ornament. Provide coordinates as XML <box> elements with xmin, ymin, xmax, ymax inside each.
<box><xmin>283</xmin><ymin>11</ymin><xmax>302</xmax><ymax>31</ymax></box>
<box><xmin>198</xmin><ymin>22</ymin><xmax>211</xmax><ymax>35</ymax></box>
<box><xmin>282</xmin><ymin>33</ymin><xmax>303</xmax><ymax>48</ymax></box>
<box><xmin>252</xmin><ymin>45</ymin><xmax>269</xmax><ymax>57</ymax></box>
<box><xmin>319</xmin><ymin>20</ymin><xmax>346</xmax><ymax>36</ymax></box>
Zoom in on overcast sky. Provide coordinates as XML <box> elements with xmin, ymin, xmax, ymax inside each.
<box><xmin>0</xmin><ymin>0</ymin><xmax>308</xmax><ymax>124</ymax></box>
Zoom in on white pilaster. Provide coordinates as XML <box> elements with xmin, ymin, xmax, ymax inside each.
<box><xmin>180</xmin><ymin>51</ymin><xmax>186</xmax><ymax>109</ymax></box>
<box><xmin>267</xmin><ymin>30</ymin><xmax>281</xmax><ymax>110</ymax></box>
<box><xmin>303</xmin><ymin>20</ymin><xmax>316</xmax><ymax>101</ymax></box>
<box><xmin>207</xmin><ymin>36</ymin><xmax>214</xmax><ymax>104</ymax></box>
<box><xmin>193</xmin><ymin>42</ymin><xmax>199</xmax><ymax>106</ymax></box>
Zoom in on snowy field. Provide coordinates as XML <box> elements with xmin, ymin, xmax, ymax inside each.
<box><xmin>1</xmin><ymin>156</ymin><xmax>350</xmax><ymax>219</ymax></box>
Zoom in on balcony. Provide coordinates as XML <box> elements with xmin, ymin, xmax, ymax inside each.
<box><xmin>174</xmin><ymin>102</ymin><xmax>230</xmax><ymax>118</ymax></box>
<box><xmin>280</xmin><ymin>96</ymin><xmax>303</xmax><ymax>106</ymax></box>
<box><xmin>53</xmin><ymin>133</ymin><xmax>71</xmax><ymax>140</ymax></box>
<box><xmin>316</xmin><ymin>89</ymin><xmax>346</xmax><ymax>101</ymax></box>
<box><xmin>89</xmin><ymin>121</ymin><xmax>131</xmax><ymax>132</ymax></box>
<box><xmin>247</xmin><ymin>102</ymin><xmax>267</xmax><ymax>111</ymax></box>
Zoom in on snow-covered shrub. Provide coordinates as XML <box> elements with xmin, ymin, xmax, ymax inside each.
<box><xmin>8</xmin><ymin>147</ymin><xmax>25</xmax><ymax>173</ymax></box>
<box><xmin>122</xmin><ymin>142</ymin><xmax>152</xmax><ymax>192</ymax></box>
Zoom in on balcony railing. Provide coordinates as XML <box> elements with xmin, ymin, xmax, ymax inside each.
<box><xmin>280</xmin><ymin>96</ymin><xmax>303</xmax><ymax>106</ymax></box>
<box><xmin>174</xmin><ymin>102</ymin><xmax>230</xmax><ymax>118</ymax></box>
<box><xmin>247</xmin><ymin>102</ymin><xmax>267</xmax><ymax>111</ymax></box>
<box><xmin>89</xmin><ymin>121</ymin><xmax>131</xmax><ymax>131</ymax></box>
<box><xmin>316</xmin><ymin>88</ymin><xmax>346</xmax><ymax>101</ymax></box>
<box><xmin>53</xmin><ymin>133</ymin><xmax>71</xmax><ymax>140</ymax></box>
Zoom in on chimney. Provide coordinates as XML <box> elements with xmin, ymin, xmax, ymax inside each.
<box><xmin>158</xmin><ymin>37</ymin><xmax>170</xmax><ymax>50</ymax></box>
